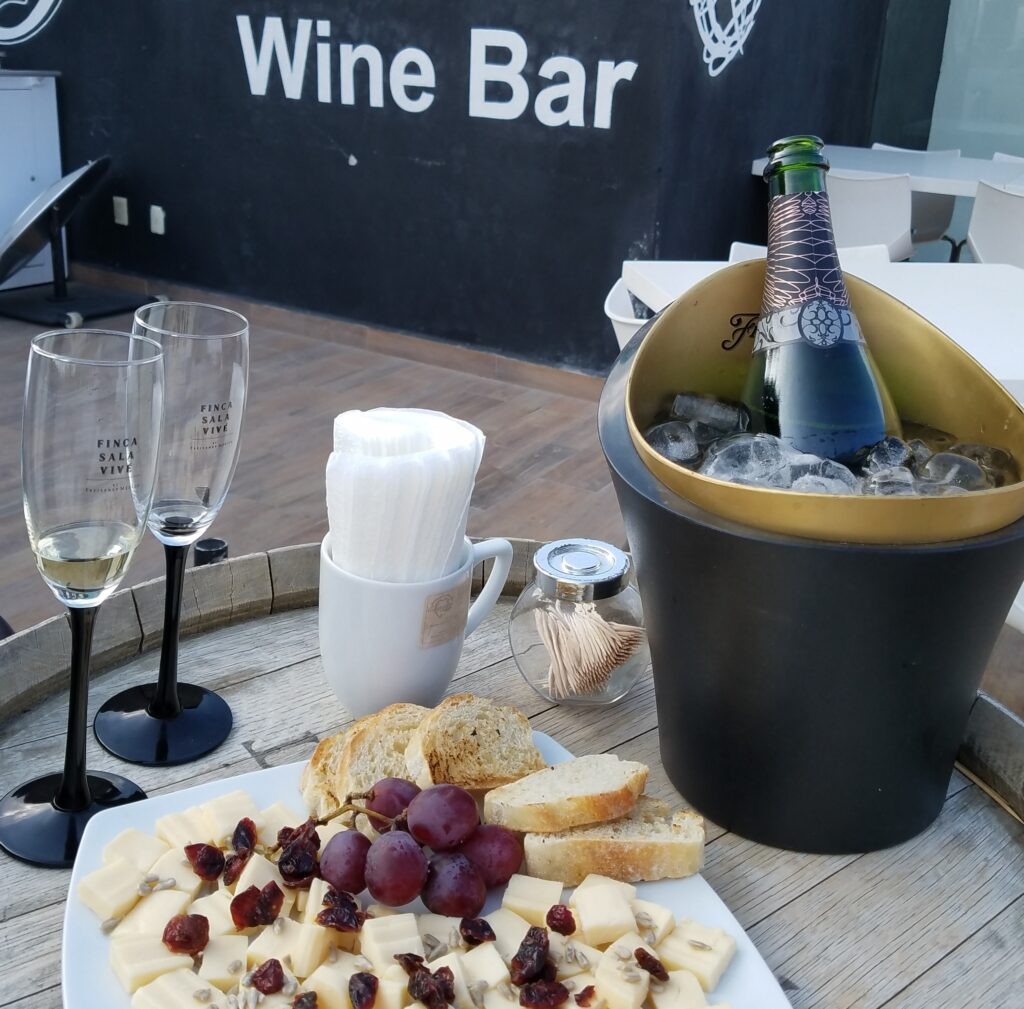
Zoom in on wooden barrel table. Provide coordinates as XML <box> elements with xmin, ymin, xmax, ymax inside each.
<box><xmin>1</xmin><ymin>540</ymin><xmax>1022</xmax><ymax>1008</ymax></box>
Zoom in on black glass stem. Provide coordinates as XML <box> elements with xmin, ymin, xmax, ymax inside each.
<box><xmin>0</xmin><ymin>603</ymin><xmax>146</xmax><ymax>868</ymax></box>
<box><xmin>93</xmin><ymin>543</ymin><xmax>233</xmax><ymax>766</ymax></box>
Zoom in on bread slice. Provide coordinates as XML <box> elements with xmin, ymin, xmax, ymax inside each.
<box><xmin>403</xmin><ymin>693</ymin><xmax>545</xmax><ymax>790</ymax></box>
<box><xmin>299</xmin><ymin>703</ymin><xmax>428</xmax><ymax>818</ymax></box>
<box><xmin>523</xmin><ymin>795</ymin><xmax>705</xmax><ymax>885</ymax></box>
<box><xmin>484</xmin><ymin>754</ymin><xmax>648</xmax><ymax>832</ymax></box>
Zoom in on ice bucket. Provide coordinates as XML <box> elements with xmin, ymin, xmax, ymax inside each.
<box><xmin>600</xmin><ymin>266</ymin><xmax>1024</xmax><ymax>852</ymax></box>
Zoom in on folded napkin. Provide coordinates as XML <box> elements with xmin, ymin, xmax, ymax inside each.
<box><xmin>326</xmin><ymin>408</ymin><xmax>485</xmax><ymax>582</ymax></box>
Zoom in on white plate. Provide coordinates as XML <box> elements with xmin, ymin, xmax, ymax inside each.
<box><xmin>63</xmin><ymin>732</ymin><xmax>792</xmax><ymax>1009</ymax></box>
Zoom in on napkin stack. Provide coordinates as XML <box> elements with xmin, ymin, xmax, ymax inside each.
<box><xmin>326</xmin><ymin>408</ymin><xmax>485</xmax><ymax>582</ymax></box>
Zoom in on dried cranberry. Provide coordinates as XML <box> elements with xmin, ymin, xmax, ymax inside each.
<box><xmin>459</xmin><ymin>917</ymin><xmax>496</xmax><ymax>946</ymax></box>
<box><xmin>574</xmin><ymin>986</ymin><xmax>596</xmax><ymax>1007</ymax></box>
<box><xmin>407</xmin><ymin>968</ymin><xmax>447</xmax><ymax>1009</ymax></box>
<box><xmin>545</xmin><ymin>905</ymin><xmax>576</xmax><ymax>936</ymax></box>
<box><xmin>184</xmin><ymin>842</ymin><xmax>226</xmax><ymax>881</ymax></box>
<box><xmin>161</xmin><ymin>913</ymin><xmax>210</xmax><ymax>954</ymax></box>
<box><xmin>540</xmin><ymin>960</ymin><xmax>557</xmax><ymax>982</ymax></box>
<box><xmin>350</xmin><ymin>972</ymin><xmax>379</xmax><ymax>1009</ymax></box>
<box><xmin>232</xmin><ymin>816</ymin><xmax>258</xmax><ymax>852</ymax></box>
<box><xmin>293</xmin><ymin>994</ymin><xmax>319</xmax><ymax>1009</ymax></box>
<box><xmin>510</xmin><ymin>926</ymin><xmax>550</xmax><ymax>985</ymax></box>
<box><xmin>278</xmin><ymin>841</ymin><xmax>320</xmax><ymax>889</ymax></box>
<box><xmin>323</xmin><ymin>887</ymin><xmax>360</xmax><ymax>910</ymax></box>
<box><xmin>230</xmin><ymin>881</ymin><xmax>285</xmax><ymax>929</ymax></box>
<box><xmin>278</xmin><ymin>818</ymin><xmax>322</xmax><ymax>851</ymax></box>
<box><xmin>316</xmin><ymin>903</ymin><xmax>365</xmax><ymax>932</ymax></box>
<box><xmin>433</xmin><ymin>966</ymin><xmax>455</xmax><ymax>1005</ymax></box>
<box><xmin>519</xmin><ymin>981</ymin><xmax>570</xmax><ymax>1008</ymax></box>
<box><xmin>393</xmin><ymin>952</ymin><xmax>425</xmax><ymax>977</ymax></box>
<box><xmin>633</xmin><ymin>948</ymin><xmax>669</xmax><ymax>982</ymax></box>
<box><xmin>250</xmin><ymin>958</ymin><xmax>286</xmax><ymax>994</ymax></box>
<box><xmin>223</xmin><ymin>847</ymin><xmax>252</xmax><ymax>886</ymax></box>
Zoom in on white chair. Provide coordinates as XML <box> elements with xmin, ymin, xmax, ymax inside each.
<box><xmin>966</xmin><ymin>181</ymin><xmax>1024</xmax><ymax>269</ymax></box>
<box><xmin>993</xmin><ymin>151</ymin><xmax>1024</xmax><ymax>164</ymax></box>
<box><xmin>728</xmin><ymin>242</ymin><xmax>890</xmax><ymax>272</ymax></box>
<box><xmin>872</xmin><ymin>143</ymin><xmax>959</xmax><ymax>255</ymax></box>
<box><xmin>825</xmin><ymin>171</ymin><xmax>914</xmax><ymax>262</ymax></box>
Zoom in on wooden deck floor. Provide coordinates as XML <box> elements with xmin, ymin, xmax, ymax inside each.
<box><xmin>1</xmin><ymin>270</ymin><xmax>1021</xmax><ymax>717</ymax></box>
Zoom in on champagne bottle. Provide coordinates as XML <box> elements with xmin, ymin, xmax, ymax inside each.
<box><xmin>741</xmin><ymin>135</ymin><xmax>901</xmax><ymax>465</ymax></box>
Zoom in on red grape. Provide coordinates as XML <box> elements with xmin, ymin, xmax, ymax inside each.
<box><xmin>365</xmin><ymin>831</ymin><xmax>428</xmax><ymax>906</ymax></box>
<box><xmin>407</xmin><ymin>785</ymin><xmax>479</xmax><ymax>851</ymax></box>
<box><xmin>456</xmin><ymin>824</ymin><xmax>524</xmax><ymax>887</ymax></box>
<box><xmin>421</xmin><ymin>852</ymin><xmax>486</xmax><ymax>917</ymax></box>
<box><xmin>320</xmin><ymin>829</ymin><xmax>372</xmax><ymax>895</ymax></box>
<box><xmin>366</xmin><ymin>777</ymin><xmax>420</xmax><ymax>832</ymax></box>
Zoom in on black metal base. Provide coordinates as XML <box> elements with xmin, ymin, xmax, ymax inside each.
<box><xmin>94</xmin><ymin>682</ymin><xmax>233</xmax><ymax>766</ymax></box>
<box><xmin>0</xmin><ymin>281</ymin><xmax>146</xmax><ymax>326</ymax></box>
<box><xmin>0</xmin><ymin>771</ymin><xmax>146</xmax><ymax>868</ymax></box>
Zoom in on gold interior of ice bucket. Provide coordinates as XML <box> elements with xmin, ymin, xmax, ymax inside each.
<box><xmin>626</xmin><ymin>259</ymin><xmax>1024</xmax><ymax>544</ymax></box>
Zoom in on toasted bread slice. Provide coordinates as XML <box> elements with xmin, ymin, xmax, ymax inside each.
<box><xmin>300</xmin><ymin>703</ymin><xmax>428</xmax><ymax>818</ymax></box>
<box><xmin>523</xmin><ymin>795</ymin><xmax>705</xmax><ymax>885</ymax></box>
<box><xmin>484</xmin><ymin>754</ymin><xmax>648</xmax><ymax>832</ymax></box>
<box><xmin>403</xmin><ymin>693</ymin><xmax>545</xmax><ymax>790</ymax></box>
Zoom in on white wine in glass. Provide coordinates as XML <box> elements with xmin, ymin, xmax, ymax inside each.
<box><xmin>0</xmin><ymin>329</ymin><xmax>163</xmax><ymax>869</ymax></box>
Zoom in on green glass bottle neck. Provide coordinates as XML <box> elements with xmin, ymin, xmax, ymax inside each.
<box><xmin>767</xmin><ymin>165</ymin><xmax>828</xmax><ymax>199</ymax></box>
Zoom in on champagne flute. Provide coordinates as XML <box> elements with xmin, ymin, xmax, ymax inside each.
<box><xmin>0</xmin><ymin>330</ymin><xmax>163</xmax><ymax>868</ymax></box>
<box><xmin>94</xmin><ymin>302</ymin><xmax>248</xmax><ymax>765</ymax></box>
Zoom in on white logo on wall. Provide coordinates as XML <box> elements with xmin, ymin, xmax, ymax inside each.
<box><xmin>690</xmin><ymin>0</ymin><xmax>762</xmax><ymax>77</ymax></box>
<box><xmin>0</xmin><ymin>0</ymin><xmax>62</xmax><ymax>43</ymax></box>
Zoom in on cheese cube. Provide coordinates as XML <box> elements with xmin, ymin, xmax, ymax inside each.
<box><xmin>305</xmin><ymin>951</ymin><xmax>375</xmax><ymax>1009</ymax></box>
<box><xmin>112</xmin><ymin>889</ymin><xmax>190</xmax><ymax>937</ymax></box>
<box><xmin>631</xmin><ymin>900</ymin><xmax>675</xmax><ymax>947</ymax></box>
<box><xmin>485</xmin><ymin>907</ymin><xmax>531</xmax><ymax>965</ymax></box>
<box><xmin>379</xmin><ymin>969</ymin><xmax>412</xmax><ymax>1009</ymax></box>
<box><xmin>147</xmin><ymin>846</ymin><xmax>204</xmax><ymax>899</ymax></box>
<box><xmin>109</xmin><ymin>934</ymin><xmax>191</xmax><ymax>993</ymax></box>
<box><xmin>366</xmin><ymin>902</ymin><xmax>400</xmax><ymax>917</ymax></box>
<box><xmin>188</xmin><ymin>890</ymin><xmax>237</xmax><ymax>936</ymax></box>
<box><xmin>565</xmin><ymin>972</ymin><xmax>605</xmax><ymax>1009</ymax></box>
<box><xmin>549</xmin><ymin>934</ymin><xmax>602</xmax><ymax>979</ymax></box>
<box><xmin>483</xmin><ymin>987</ymin><xmax>518</xmax><ymax>1009</ymax></box>
<box><xmin>595</xmin><ymin>945</ymin><xmax>650</xmax><ymax>1009</ymax></box>
<box><xmin>574</xmin><ymin>886</ymin><xmax>637</xmax><ymax>948</ymax></box>
<box><xmin>502</xmin><ymin>873</ymin><xmax>564</xmax><ymax>927</ymax></box>
<box><xmin>200</xmin><ymin>789</ymin><xmax>263</xmax><ymax>845</ymax></box>
<box><xmin>197</xmin><ymin>933</ymin><xmax>249</xmax><ymax>990</ymax></box>
<box><xmin>655</xmin><ymin>922</ymin><xmax>735</xmax><ymax>993</ymax></box>
<box><xmin>103</xmin><ymin>828</ymin><xmax>169</xmax><ymax>874</ymax></box>
<box><xmin>462</xmin><ymin>941</ymin><xmax>510</xmax><ymax>989</ymax></box>
<box><xmin>572</xmin><ymin>875</ymin><xmax>636</xmax><ymax>903</ymax></box>
<box><xmin>77</xmin><ymin>857</ymin><xmax>145</xmax><ymax>921</ymax></box>
<box><xmin>234</xmin><ymin>851</ymin><xmax>295</xmax><ymax>916</ymax></box>
<box><xmin>248</xmin><ymin>917</ymin><xmax>330</xmax><ymax>976</ymax></box>
<box><xmin>417</xmin><ymin>912</ymin><xmax>463</xmax><ymax>955</ymax></box>
<box><xmin>296</xmin><ymin>888</ymin><xmax>309</xmax><ymax>916</ymax></box>
<box><xmin>131</xmin><ymin>968</ymin><xmax>214</xmax><ymax>1009</ymax></box>
<box><xmin>303</xmin><ymin>877</ymin><xmax>332</xmax><ymax>923</ymax></box>
<box><xmin>607</xmin><ymin>932</ymin><xmax>657</xmax><ymax>961</ymax></box>
<box><xmin>360</xmin><ymin>913</ymin><xmax>424</xmax><ymax>973</ymax></box>
<box><xmin>155</xmin><ymin>806</ymin><xmax>212</xmax><ymax>848</ymax></box>
<box><xmin>260</xmin><ymin>800</ymin><xmax>304</xmax><ymax>847</ymax></box>
<box><xmin>432</xmin><ymin>950</ymin><xmax>473</xmax><ymax>1009</ymax></box>
<box><xmin>646</xmin><ymin>970</ymin><xmax>707</xmax><ymax>1009</ymax></box>
<box><xmin>317</xmin><ymin>817</ymin><xmax>349</xmax><ymax>847</ymax></box>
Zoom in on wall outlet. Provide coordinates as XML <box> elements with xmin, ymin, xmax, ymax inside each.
<box><xmin>149</xmin><ymin>204</ymin><xmax>166</xmax><ymax>235</ymax></box>
<box><xmin>112</xmin><ymin>195</ymin><xmax>129</xmax><ymax>226</ymax></box>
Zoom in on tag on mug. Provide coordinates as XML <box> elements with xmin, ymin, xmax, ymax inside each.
<box><xmin>420</xmin><ymin>574</ymin><xmax>472</xmax><ymax>648</ymax></box>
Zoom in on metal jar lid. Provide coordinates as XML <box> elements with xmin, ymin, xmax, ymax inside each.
<box><xmin>533</xmin><ymin>539</ymin><xmax>631</xmax><ymax>602</ymax></box>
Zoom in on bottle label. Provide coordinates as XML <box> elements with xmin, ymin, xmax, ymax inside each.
<box><xmin>754</xmin><ymin>191</ymin><xmax>864</xmax><ymax>353</ymax></box>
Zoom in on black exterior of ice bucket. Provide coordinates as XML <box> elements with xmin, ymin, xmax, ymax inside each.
<box><xmin>600</xmin><ymin>331</ymin><xmax>1024</xmax><ymax>853</ymax></box>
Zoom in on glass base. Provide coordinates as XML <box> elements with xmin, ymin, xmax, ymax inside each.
<box><xmin>94</xmin><ymin>682</ymin><xmax>233</xmax><ymax>766</ymax></box>
<box><xmin>0</xmin><ymin>771</ymin><xmax>146</xmax><ymax>868</ymax></box>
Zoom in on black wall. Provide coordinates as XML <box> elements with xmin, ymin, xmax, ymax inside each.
<box><xmin>8</xmin><ymin>1</ymin><xmax>900</xmax><ymax>369</ymax></box>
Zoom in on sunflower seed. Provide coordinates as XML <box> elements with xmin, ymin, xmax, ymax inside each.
<box><xmin>613</xmin><ymin>946</ymin><xmax>631</xmax><ymax>961</ymax></box>
<box><xmin>355</xmin><ymin>956</ymin><xmax>373</xmax><ymax>972</ymax></box>
<box><xmin>241</xmin><ymin>971</ymin><xmax>254</xmax><ymax>987</ymax></box>
<box><xmin>649</xmin><ymin>981</ymin><xmax>666</xmax><ymax>993</ymax></box>
<box><xmin>143</xmin><ymin>872</ymin><xmax>160</xmax><ymax>884</ymax></box>
<box><xmin>562</xmin><ymin>980</ymin><xmax>576</xmax><ymax>992</ymax></box>
<box><xmin>498</xmin><ymin>982</ymin><xmax>517</xmax><ymax>1001</ymax></box>
<box><xmin>327</xmin><ymin>946</ymin><xmax>339</xmax><ymax>963</ymax></box>
<box><xmin>643</xmin><ymin>929</ymin><xmax>656</xmax><ymax>945</ymax></box>
<box><xmin>283</xmin><ymin>978</ymin><xmax>298</xmax><ymax>996</ymax></box>
<box><xmin>574</xmin><ymin>950</ymin><xmax>590</xmax><ymax>969</ymax></box>
<box><xmin>423</xmin><ymin>933</ymin><xmax>440</xmax><ymax>954</ymax></box>
<box><xmin>431</xmin><ymin>943</ymin><xmax>449</xmax><ymax>961</ymax></box>
<box><xmin>564</xmin><ymin>943</ymin><xmax>577</xmax><ymax>964</ymax></box>
<box><xmin>100</xmin><ymin>916</ymin><xmax>122</xmax><ymax>934</ymax></box>
<box><xmin>449</xmin><ymin>926</ymin><xmax>464</xmax><ymax>950</ymax></box>
<box><xmin>137</xmin><ymin>881</ymin><xmax>157</xmax><ymax>895</ymax></box>
<box><xmin>154</xmin><ymin>877</ymin><xmax>177</xmax><ymax>891</ymax></box>
<box><xmin>193</xmin><ymin>989</ymin><xmax>213</xmax><ymax>1003</ymax></box>
<box><xmin>226</xmin><ymin>997</ymin><xmax>239</xmax><ymax>1009</ymax></box>
<box><xmin>468</xmin><ymin>981</ymin><xmax>488</xmax><ymax>1009</ymax></box>
<box><xmin>634</xmin><ymin>911</ymin><xmax>655</xmax><ymax>928</ymax></box>
<box><xmin>273</xmin><ymin>916</ymin><xmax>286</xmax><ymax>934</ymax></box>
<box><xmin>687</xmin><ymin>939</ymin><xmax>713</xmax><ymax>951</ymax></box>
<box><xmin>621</xmin><ymin>967</ymin><xmax>642</xmax><ymax>983</ymax></box>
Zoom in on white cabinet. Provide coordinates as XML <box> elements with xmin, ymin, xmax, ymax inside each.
<box><xmin>0</xmin><ymin>71</ymin><xmax>62</xmax><ymax>290</ymax></box>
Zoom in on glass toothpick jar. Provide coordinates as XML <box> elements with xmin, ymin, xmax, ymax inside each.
<box><xmin>509</xmin><ymin>539</ymin><xmax>648</xmax><ymax>706</ymax></box>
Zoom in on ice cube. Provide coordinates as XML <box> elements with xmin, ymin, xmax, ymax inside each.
<box><xmin>687</xmin><ymin>419</ymin><xmax>723</xmax><ymax>448</ymax></box>
<box><xmin>950</xmin><ymin>443</ymin><xmax>1018</xmax><ymax>487</ymax></box>
<box><xmin>644</xmin><ymin>421</ymin><xmax>701</xmax><ymax>467</ymax></box>
<box><xmin>863</xmin><ymin>466</ymin><xmax>917</xmax><ymax>496</ymax></box>
<box><xmin>788</xmin><ymin>455</ymin><xmax>860</xmax><ymax>491</ymax></box>
<box><xmin>912</xmin><ymin>481</ymin><xmax>969</xmax><ymax>497</ymax></box>
<box><xmin>904</xmin><ymin>422</ymin><xmax>957</xmax><ymax>455</ymax></box>
<box><xmin>920</xmin><ymin>452</ymin><xmax>992</xmax><ymax>491</ymax></box>
<box><xmin>791</xmin><ymin>474</ymin><xmax>857</xmax><ymax>495</ymax></box>
<box><xmin>670</xmin><ymin>392</ymin><xmax>750</xmax><ymax>434</ymax></box>
<box><xmin>699</xmin><ymin>433</ymin><xmax>790</xmax><ymax>486</ymax></box>
<box><xmin>907</xmin><ymin>439</ymin><xmax>933</xmax><ymax>471</ymax></box>
<box><xmin>863</xmin><ymin>437</ymin><xmax>913</xmax><ymax>473</ymax></box>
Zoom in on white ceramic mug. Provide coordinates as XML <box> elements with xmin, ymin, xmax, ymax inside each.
<box><xmin>319</xmin><ymin>536</ymin><xmax>513</xmax><ymax>717</ymax></box>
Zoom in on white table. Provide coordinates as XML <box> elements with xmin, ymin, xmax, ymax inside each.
<box><xmin>620</xmin><ymin>260</ymin><xmax>1024</xmax><ymax>398</ymax></box>
<box><xmin>750</xmin><ymin>144</ymin><xmax>1024</xmax><ymax>198</ymax></box>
